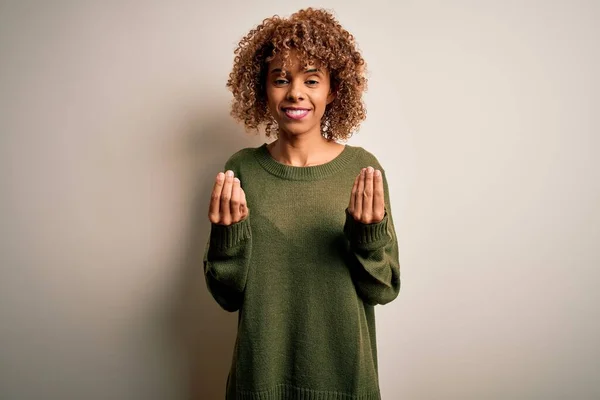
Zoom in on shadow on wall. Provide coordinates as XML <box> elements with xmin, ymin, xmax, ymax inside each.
<box><xmin>167</xmin><ymin>111</ymin><xmax>261</xmax><ymax>400</ymax></box>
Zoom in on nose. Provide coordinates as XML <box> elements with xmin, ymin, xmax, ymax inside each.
<box><xmin>286</xmin><ymin>80</ymin><xmax>305</xmax><ymax>101</ymax></box>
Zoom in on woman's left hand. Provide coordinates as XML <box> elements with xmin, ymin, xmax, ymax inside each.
<box><xmin>348</xmin><ymin>166</ymin><xmax>385</xmax><ymax>224</ymax></box>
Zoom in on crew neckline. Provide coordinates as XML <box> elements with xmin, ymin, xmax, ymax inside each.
<box><xmin>254</xmin><ymin>143</ymin><xmax>358</xmax><ymax>181</ymax></box>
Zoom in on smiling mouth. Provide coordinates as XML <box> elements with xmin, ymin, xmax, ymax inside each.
<box><xmin>283</xmin><ymin>108</ymin><xmax>310</xmax><ymax>120</ymax></box>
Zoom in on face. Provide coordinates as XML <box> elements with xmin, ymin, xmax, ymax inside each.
<box><xmin>265</xmin><ymin>51</ymin><xmax>336</xmax><ymax>139</ymax></box>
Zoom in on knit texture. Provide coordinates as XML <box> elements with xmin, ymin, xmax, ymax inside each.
<box><xmin>204</xmin><ymin>143</ymin><xmax>401</xmax><ymax>400</ymax></box>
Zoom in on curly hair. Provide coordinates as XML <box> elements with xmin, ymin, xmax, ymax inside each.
<box><xmin>226</xmin><ymin>8</ymin><xmax>367</xmax><ymax>141</ymax></box>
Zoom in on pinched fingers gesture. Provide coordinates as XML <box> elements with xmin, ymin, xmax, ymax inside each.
<box><xmin>348</xmin><ymin>166</ymin><xmax>385</xmax><ymax>224</ymax></box>
<box><xmin>208</xmin><ymin>170</ymin><xmax>248</xmax><ymax>226</ymax></box>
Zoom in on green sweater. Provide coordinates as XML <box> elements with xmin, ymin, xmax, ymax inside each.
<box><xmin>204</xmin><ymin>143</ymin><xmax>401</xmax><ymax>400</ymax></box>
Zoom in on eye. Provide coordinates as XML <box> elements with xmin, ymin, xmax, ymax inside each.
<box><xmin>274</xmin><ymin>79</ymin><xmax>289</xmax><ymax>86</ymax></box>
<box><xmin>306</xmin><ymin>80</ymin><xmax>319</xmax><ymax>86</ymax></box>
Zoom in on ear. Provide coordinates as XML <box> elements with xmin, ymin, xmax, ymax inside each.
<box><xmin>326</xmin><ymin>89</ymin><xmax>336</xmax><ymax>105</ymax></box>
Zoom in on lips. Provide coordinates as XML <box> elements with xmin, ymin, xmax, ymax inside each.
<box><xmin>283</xmin><ymin>108</ymin><xmax>310</xmax><ymax>120</ymax></box>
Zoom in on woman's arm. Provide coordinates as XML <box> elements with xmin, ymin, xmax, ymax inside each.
<box><xmin>204</xmin><ymin>218</ymin><xmax>252</xmax><ymax>311</ymax></box>
<box><xmin>345</xmin><ymin>166</ymin><xmax>401</xmax><ymax>305</ymax></box>
<box><xmin>203</xmin><ymin>166</ymin><xmax>252</xmax><ymax>312</ymax></box>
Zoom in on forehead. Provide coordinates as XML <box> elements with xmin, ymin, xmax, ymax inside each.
<box><xmin>267</xmin><ymin>50</ymin><xmax>323</xmax><ymax>72</ymax></box>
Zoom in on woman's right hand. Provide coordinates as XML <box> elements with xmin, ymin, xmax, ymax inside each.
<box><xmin>208</xmin><ymin>170</ymin><xmax>248</xmax><ymax>225</ymax></box>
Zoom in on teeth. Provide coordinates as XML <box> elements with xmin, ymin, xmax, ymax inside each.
<box><xmin>286</xmin><ymin>109</ymin><xmax>308</xmax><ymax>115</ymax></box>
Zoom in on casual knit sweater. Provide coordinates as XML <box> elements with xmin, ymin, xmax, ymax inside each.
<box><xmin>204</xmin><ymin>143</ymin><xmax>401</xmax><ymax>400</ymax></box>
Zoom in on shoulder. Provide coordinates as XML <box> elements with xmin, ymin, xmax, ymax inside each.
<box><xmin>345</xmin><ymin>145</ymin><xmax>386</xmax><ymax>170</ymax></box>
<box><xmin>223</xmin><ymin>145</ymin><xmax>264</xmax><ymax>170</ymax></box>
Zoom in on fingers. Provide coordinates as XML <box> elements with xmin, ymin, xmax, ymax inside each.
<box><xmin>354</xmin><ymin>168</ymin><xmax>365</xmax><ymax>218</ymax></box>
<box><xmin>362</xmin><ymin>166</ymin><xmax>374</xmax><ymax>223</ymax></box>
<box><xmin>208</xmin><ymin>172</ymin><xmax>225</xmax><ymax>223</ymax></box>
<box><xmin>373</xmin><ymin>169</ymin><xmax>385</xmax><ymax>222</ymax></box>
<box><xmin>230</xmin><ymin>177</ymin><xmax>241</xmax><ymax>222</ymax></box>
<box><xmin>348</xmin><ymin>173</ymin><xmax>360</xmax><ymax>213</ymax></box>
<box><xmin>219</xmin><ymin>170</ymin><xmax>234</xmax><ymax>225</ymax></box>
<box><xmin>208</xmin><ymin>170</ymin><xmax>249</xmax><ymax>225</ymax></box>
<box><xmin>350</xmin><ymin>166</ymin><xmax>386</xmax><ymax>224</ymax></box>
<box><xmin>240</xmin><ymin>187</ymin><xmax>248</xmax><ymax>219</ymax></box>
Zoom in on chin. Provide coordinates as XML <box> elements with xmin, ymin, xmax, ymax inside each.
<box><xmin>279</xmin><ymin>129</ymin><xmax>312</xmax><ymax>138</ymax></box>
<box><xmin>277</xmin><ymin>123</ymin><xmax>320</xmax><ymax>137</ymax></box>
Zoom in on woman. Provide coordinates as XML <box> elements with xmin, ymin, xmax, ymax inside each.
<box><xmin>204</xmin><ymin>8</ymin><xmax>401</xmax><ymax>399</ymax></box>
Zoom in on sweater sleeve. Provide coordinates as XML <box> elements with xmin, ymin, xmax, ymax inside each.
<box><xmin>203</xmin><ymin>218</ymin><xmax>252</xmax><ymax>312</ymax></box>
<box><xmin>203</xmin><ymin>156</ymin><xmax>253</xmax><ymax>312</ymax></box>
<box><xmin>343</xmin><ymin>170</ymin><xmax>401</xmax><ymax>306</ymax></box>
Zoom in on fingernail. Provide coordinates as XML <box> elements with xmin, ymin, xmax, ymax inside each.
<box><xmin>234</xmin><ymin>177</ymin><xmax>240</xmax><ymax>183</ymax></box>
<box><xmin>361</xmin><ymin>168</ymin><xmax>366</xmax><ymax>175</ymax></box>
<box><xmin>367</xmin><ymin>166</ymin><xmax>374</xmax><ymax>174</ymax></box>
<box><xmin>375</xmin><ymin>170</ymin><xmax>381</xmax><ymax>177</ymax></box>
<box><xmin>226</xmin><ymin>170</ymin><xmax>234</xmax><ymax>177</ymax></box>
<box><xmin>216</xmin><ymin>172</ymin><xmax>224</xmax><ymax>181</ymax></box>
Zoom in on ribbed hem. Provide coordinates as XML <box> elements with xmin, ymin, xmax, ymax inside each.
<box><xmin>343</xmin><ymin>210</ymin><xmax>390</xmax><ymax>249</ymax></box>
<box><xmin>237</xmin><ymin>383</ymin><xmax>380</xmax><ymax>400</ymax></box>
<box><xmin>210</xmin><ymin>217</ymin><xmax>251</xmax><ymax>250</ymax></box>
<box><xmin>253</xmin><ymin>143</ymin><xmax>359</xmax><ymax>181</ymax></box>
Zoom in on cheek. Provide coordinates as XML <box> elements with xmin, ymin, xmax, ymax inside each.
<box><xmin>266</xmin><ymin>87</ymin><xmax>283</xmax><ymax>105</ymax></box>
<box><xmin>265</xmin><ymin>90</ymin><xmax>278</xmax><ymax>111</ymax></box>
<box><xmin>315</xmin><ymin>91</ymin><xmax>331</xmax><ymax>109</ymax></box>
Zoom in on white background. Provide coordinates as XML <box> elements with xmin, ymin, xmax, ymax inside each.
<box><xmin>1</xmin><ymin>1</ymin><xmax>598</xmax><ymax>399</ymax></box>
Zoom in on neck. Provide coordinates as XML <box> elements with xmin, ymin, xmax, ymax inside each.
<box><xmin>268</xmin><ymin>133</ymin><xmax>340</xmax><ymax>167</ymax></box>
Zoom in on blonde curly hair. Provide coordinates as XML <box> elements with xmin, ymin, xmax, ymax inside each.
<box><xmin>226</xmin><ymin>8</ymin><xmax>367</xmax><ymax>141</ymax></box>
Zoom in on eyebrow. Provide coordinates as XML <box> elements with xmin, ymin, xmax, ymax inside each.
<box><xmin>269</xmin><ymin>68</ymin><xmax>322</xmax><ymax>75</ymax></box>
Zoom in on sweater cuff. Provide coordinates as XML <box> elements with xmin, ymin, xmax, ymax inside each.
<box><xmin>344</xmin><ymin>209</ymin><xmax>390</xmax><ymax>249</ymax></box>
<box><xmin>210</xmin><ymin>216</ymin><xmax>251</xmax><ymax>250</ymax></box>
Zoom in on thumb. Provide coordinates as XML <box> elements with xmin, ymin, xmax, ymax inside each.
<box><xmin>240</xmin><ymin>187</ymin><xmax>248</xmax><ymax>216</ymax></box>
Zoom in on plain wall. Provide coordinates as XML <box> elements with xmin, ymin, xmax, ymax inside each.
<box><xmin>1</xmin><ymin>1</ymin><xmax>598</xmax><ymax>399</ymax></box>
